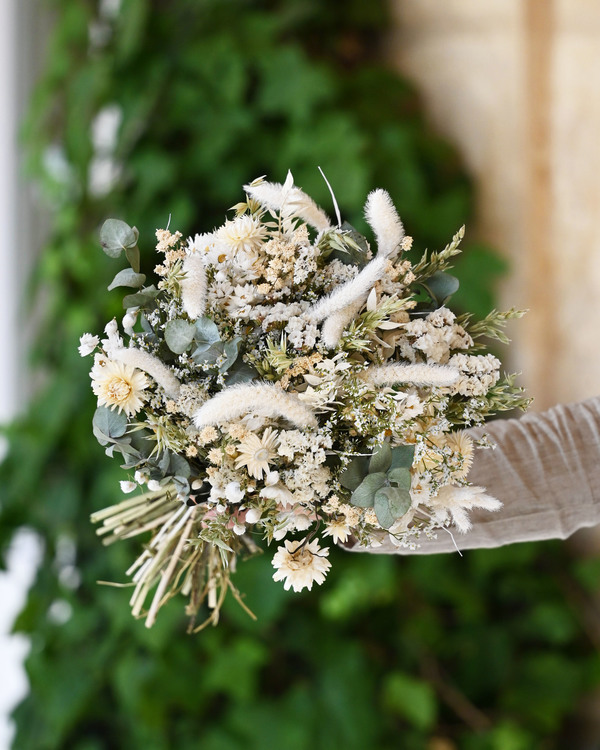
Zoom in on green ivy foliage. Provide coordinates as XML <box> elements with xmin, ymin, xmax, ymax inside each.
<box><xmin>1</xmin><ymin>1</ymin><xmax>598</xmax><ymax>748</ymax></box>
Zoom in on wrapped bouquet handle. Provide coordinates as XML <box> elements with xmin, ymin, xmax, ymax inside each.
<box><xmin>347</xmin><ymin>397</ymin><xmax>600</xmax><ymax>554</ymax></box>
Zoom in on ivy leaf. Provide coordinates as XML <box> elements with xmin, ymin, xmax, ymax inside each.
<box><xmin>374</xmin><ymin>486</ymin><xmax>411</xmax><ymax>529</ymax></box>
<box><xmin>350</xmin><ymin>472</ymin><xmax>387</xmax><ymax>508</ymax></box>
<box><xmin>369</xmin><ymin>443</ymin><xmax>392</xmax><ymax>474</ymax></box>
<box><xmin>100</xmin><ymin>219</ymin><xmax>139</xmax><ymax>259</ymax></box>
<box><xmin>93</xmin><ymin>406</ymin><xmax>127</xmax><ymax>440</ymax></box>
<box><xmin>165</xmin><ymin>319</ymin><xmax>196</xmax><ymax>354</ymax></box>
<box><xmin>387</xmin><ymin>467</ymin><xmax>412</xmax><ymax>491</ymax></box>
<box><xmin>339</xmin><ymin>456</ymin><xmax>370</xmax><ymax>491</ymax></box>
<box><xmin>107</xmin><ymin>268</ymin><xmax>146</xmax><ymax>291</ymax></box>
<box><xmin>390</xmin><ymin>445</ymin><xmax>415</xmax><ymax>470</ymax></box>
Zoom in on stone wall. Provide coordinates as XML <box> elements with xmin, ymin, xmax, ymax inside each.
<box><xmin>388</xmin><ymin>0</ymin><xmax>600</xmax><ymax>409</ymax></box>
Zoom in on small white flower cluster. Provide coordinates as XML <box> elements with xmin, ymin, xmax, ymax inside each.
<box><xmin>87</xmin><ymin>174</ymin><xmax>525</xmax><ymax>628</ymax></box>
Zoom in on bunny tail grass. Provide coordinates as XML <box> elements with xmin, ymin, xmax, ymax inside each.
<box><xmin>244</xmin><ymin>172</ymin><xmax>331</xmax><ymax>232</ymax></box>
<box><xmin>364</xmin><ymin>189</ymin><xmax>405</xmax><ymax>259</ymax></box>
<box><xmin>181</xmin><ymin>254</ymin><xmax>207</xmax><ymax>320</ymax></box>
<box><xmin>194</xmin><ymin>383</ymin><xmax>318</xmax><ymax>429</ymax></box>
<box><xmin>305</xmin><ymin>255</ymin><xmax>387</xmax><ymax>323</ymax></box>
<box><xmin>320</xmin><ymin>298</ymin><xmax>365</xmax><ymax>349</ymax></box>
<box><xmin>359</xmin><ymin>363</ymin><xmax>460</xmax><ymax>387</ymax></box>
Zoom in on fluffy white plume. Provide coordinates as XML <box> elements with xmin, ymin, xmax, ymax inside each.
<box><xmin>194</xmin><ymin>383</ymin><xmax>318</xmax><ymax>429</ymax></box>
<box><xmin>431</xmin><ymin>485</ymin><xmax>502</xmax><ymax>533</ymax></box>
<box><xmin>181</xmin><ymin>253</ymin><xmax>207</xmax><ymax>320</ymax></box>
<box><xmin>244</xmin><ymin>172</ymin><xmax>331</xmax><ymax>232</ymax></box>
<box><xmin>320</xmin><ymin>297</ymin><xmax>365</xmax><ymax>349</ymax></box>
<box><xmin>364</xmin><ymin>189</ymin><xmax>404</xmax><ymax>259</ymax></box>
<box><xmin>359</xmin><ymin>363</ymin><xmax>460</xmax><ymax>387</ymax></box>
<box><xmin>305</xmin><ymin>255</ymin><xmax>387</xmax><ymax>324</ymax></box>
<box><xmin>111</xmin><ymin>348</ymin><xmax>181</xmax><ymax>399</ymax></box>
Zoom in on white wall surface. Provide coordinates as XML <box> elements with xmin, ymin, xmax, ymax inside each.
<box><xmin>0</xmin><ymin>1</ymin><xmax>47</xmax><ymax>747</ymax></box>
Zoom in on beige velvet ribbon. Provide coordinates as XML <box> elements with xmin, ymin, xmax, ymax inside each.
<box><xmin>345</xmin><ymin>397</ymin><xmax>600</xmax><ymax>555</ymax></box>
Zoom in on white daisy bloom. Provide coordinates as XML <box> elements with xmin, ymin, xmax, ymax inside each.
<box><xmin>272</xmin><ymin>539</ymin><xmax>331</xmax><ymax>593</ymax></box>
<box><xmin>323</xmin><ymin>518</ymin><xmax>352</xmax><ymax>544</ymax></box>
<box><xmin>235</xmin><ymin>427</ymin><xmax>279</xmax><ymax>479</ymax></box>
<box><xmin>90</xmin><ymin>358</ymin><xmax>148</xmax><ymax>416</ymax></box>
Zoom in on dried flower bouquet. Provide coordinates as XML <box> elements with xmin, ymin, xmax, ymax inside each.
<box><xmin>82</xmin><ymin>172</ymin><xmax>527</xmax><ymax>631</ymax></box>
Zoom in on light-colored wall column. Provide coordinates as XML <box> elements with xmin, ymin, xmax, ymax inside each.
<box><xmin>388</xmin><ymin>0</ymin><xmax>600</xmax><ymax>409</ymax></box>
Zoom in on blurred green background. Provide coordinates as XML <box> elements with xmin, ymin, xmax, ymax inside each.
<box><xmin>1</xmin><ymin>1</ymin><xmax>600</xmax><ymax>748</ymax></box>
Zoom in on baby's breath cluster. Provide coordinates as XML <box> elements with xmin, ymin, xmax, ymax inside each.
<box><xmin>84</xmin><ymin>172</ymin><xmax>527</xmax><ymax>631</ymax></box>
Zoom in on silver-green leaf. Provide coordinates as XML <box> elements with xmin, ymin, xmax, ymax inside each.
<box><xmin>390</xmin><ymin>445</ymin><xmax>415</xmax><ymax>470</ymax></box>
<box><xmin>373</xmin><ymin>485</ymin><xmax>412</xmax><ymax>529</ymax></box>
<box><xmin>387</xmin><ymin>467</ymin><xmax>412</xmax><ymax>491</ymax></box>
<box><xmin>93</xmin><ymin>406</ymin><xmax>128</xmax><ymax>440</ymax></box>
<box><xmin>350</xmin><ymin>472</ymin><xmax>387</xmax><ymax>508</ymax></box>
<box><xmin>369</xmin><ymin>442</ymin><xmax>392</xmax><ymax>474</ymax></box>
<box><xmin>165</xmin><ymin>319</ymin><xmax>196</xmax><ymax>354</ymax></box>
<box><xmin>107</xmin><ymin>268</ymin><xmax>146</xmax><ymax>291</ymax></box>
<box><xmin>100</xmin><ymin>219</ymin><xmax>139</xmax><ymax>258</ymax></box>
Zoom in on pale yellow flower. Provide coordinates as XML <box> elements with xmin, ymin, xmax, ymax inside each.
<box><xmin>217</xmin><ymin>215</ymin><xmax>267</xmax><ymax>254</ymax></box>
<box><xmin>445</xmin><ymin>431</ymin><xmax>474</xmax><ymax>480</ymax></box>
<box><xmin>91</xmin><ymin>359</ymin><xmax>147</xmax><ymax>416</ymax></box>
<box><xmin>235</xmin><ymin>427</ymin><xmax>279</xmax><ymax>479</ymax></box>
<box><xmin>323</xmin><ymin>518</ymin><xmax>352</xmax><ymax>544</ymax></box>
<box><xmin>272</xmin><ymin>539</ymin><xmax>331</xmax><ymax>592</ymax></box>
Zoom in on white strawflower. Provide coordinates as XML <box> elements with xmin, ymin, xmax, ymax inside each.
<box><xmin>323</xmin><ymin>518</ymin><xmax>352</xmax><ymax>544</ymax></box>
<box><xmin>120</xmin><ymin>480</ymin><xmax>137</xmax><ymax>494</ymax></box>
<box><xmin>235</xmin><ymin>428</ymin><xmax>279</xmax><ymax>479</ymax></box>
<box><xmin>272</xmin><ymin>539</ymin><xmax>331</xmax><ymax>592</ymax></box>
<box><xmin>217</xmin><ymin>215</ymin><xmax>267</xmax><ymax>254</ymax></box>
<box><xmin>91</xmin><ymin>358</ymin><xmax>147</xmax><ymax>416</ymax></box>
<box><xmin>78</xmin><ymin>333</ymin><xmax>99</xmax><ymax>357</ymax></box>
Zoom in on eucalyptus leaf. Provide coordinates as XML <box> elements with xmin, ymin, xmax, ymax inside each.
<box><xmin>220</xmin><ymin>338</ymin><xmax>242</xmax><ymax>372</ymax></box>
<box><xmin>123</xmin><ymin>287</ymin><xmax>159</xmax><ymax>309</ymax></box>
<box><xmin>165</xmin><ymin>319</ymin><xmax>196</xmax><ymax>354</ymax></box>
<box><xmin>169</xmin><ymin>453</ymin><xmax>191</xmax><ymax>478</ymax></box>
<box><xmin>124</xmin><ymin>245</ymin><xmax>141</xmax><ymax>273</ymax></box>
<box><xmin>339</xmin><ymin>456</ymin><xmax>370</xmax><ymax>491</ymax></box>
<box><xmin>387</xmin><ymin>467</ymin><xmax>412</xmax><ymax>491</ymax></box>
<box><xmin>93</xmin><ymin>406</ymin><xmax>127</xmax><ymax>440</ymax></box>
<box><xmin>225</xmin><ymin>361</ymin><xmax>258</xmax><ymax>385</ymax></box>
<box><xmin>390</xmin><ymin>445</ymin><xmax>415</xmax><ymax>470</ymax></box>
<box><xmin>350</xmin><ymin>472</ymin><xmax>387</xmax><ymax>508</ymax></box>
<box><xmin>374</xmin><ymin>486</ymin><xmax>412</xmax><ymax>529</ymax></box>
<box><xmin>369</xmin><ymin>443</ymin><xmax>392</xmax><ymax>474</ymax></box>
<box><xmin>107</xmin><ymin>268</ymin><xmax>146</xmax><ymax>291</ymax></box>
<box><xmin>100</xmin><ymin>219</ymin><xmax>139</xmax><ymax>258</ymax></box>
<box><xmin>194</xmin><ymin>317</ymin><xmax>221</xmax><ymax>347</ymax></box>
<box><xmin>423</xmin><ymin>271</ymin><xmax>460</xmax><ymax>305</ymax></box>
<box><xmin>191</xmin><ymin>343</ymin><xmax>223</xmax><ymax>366</ymax></box>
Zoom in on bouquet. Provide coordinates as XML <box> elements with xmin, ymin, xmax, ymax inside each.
<box><xmin>82</xmin><ymin>172</ymin><xmax>528</xmax><ymax>631</ymax></box>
